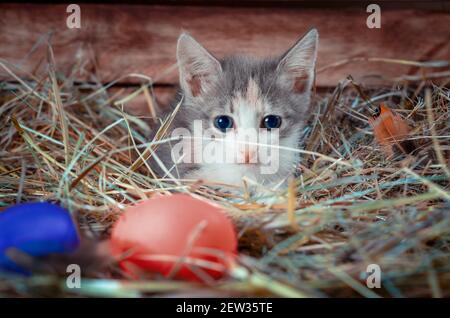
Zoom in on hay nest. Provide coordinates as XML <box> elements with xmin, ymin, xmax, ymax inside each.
<box><xmin>0</xmin><ymin>54</ymin><xmax>449</xmax><ymax>297</ymax></box>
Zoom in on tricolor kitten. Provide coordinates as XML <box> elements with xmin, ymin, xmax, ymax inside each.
<box><xmin>153</xmin><ymin>29</ymin><xmax>318</xmax><ymax>191</ymax></box>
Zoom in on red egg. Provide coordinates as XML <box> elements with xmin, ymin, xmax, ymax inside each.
<box><xmin>110</xmin><ymin>194</ymin><xmax>237</xmax><ymax>282</ymax></box>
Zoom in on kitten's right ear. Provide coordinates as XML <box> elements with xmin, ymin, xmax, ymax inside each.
<box><xmin>276</xmin><ymin>28</ymin><xmax>318</xmax><ymax>94</ymax></box>
<box><xmin>176</xmin><ymin>33</ymin><xmax>222</xmax><ymax>97</ymax></box>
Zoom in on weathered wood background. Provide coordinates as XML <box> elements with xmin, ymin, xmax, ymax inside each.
<box><xmin>1</xmin><ymin>1</ymin><xmax>449</xmax><ymax>108</ymax></box>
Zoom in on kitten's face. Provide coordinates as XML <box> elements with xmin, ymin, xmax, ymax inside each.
<box><xmin>170</xmin><ymin>30</ymin><xmax>318</xmax><ymax>188</ymax></box>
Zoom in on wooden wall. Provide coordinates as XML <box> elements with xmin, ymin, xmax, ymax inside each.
<box><xmin>1</xmin><ymin>2</ymin><xmax>449</xmax><ymax>108</ymax></box>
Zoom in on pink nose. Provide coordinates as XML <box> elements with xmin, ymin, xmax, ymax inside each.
<box><xmin>241</xmin><ymin>150</ymin><xmax>257</xmax><ymax>164</ymax></box>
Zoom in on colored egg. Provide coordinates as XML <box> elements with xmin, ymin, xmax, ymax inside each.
<box><xmin>110</xmin><ymin>194</ymin><xmax>237</xmax><ymax>282</ymax></box>
<box><xmin>0</xmin><ymin>202</ymin><xmax>80</xmax><ymax>274</ymax></box>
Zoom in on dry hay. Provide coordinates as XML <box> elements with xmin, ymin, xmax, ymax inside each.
<box><xmin>0</xmin><ymin>51</ymin><xmax>449</xmax><ymax>297</ymax></box>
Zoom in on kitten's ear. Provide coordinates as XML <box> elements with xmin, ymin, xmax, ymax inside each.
<box><xmin>176</xmin><ymin>33</ymin><xmax>222</xmax><ymax>97</ymax></box>
<box><xmin>276</xmin><ymin>29</ymin><xmax>318</xmax><ymax>93</ymax></box>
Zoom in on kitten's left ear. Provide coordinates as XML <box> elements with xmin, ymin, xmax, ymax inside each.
<box><xmin>176</xmin><ymin>33</ymin><xmax>222</xmax><ymax>98</ymax></box>
<box><xmin>276</xmin><ymin>28</ymin><xmax>318</xmax><ymax>93</ymax></box>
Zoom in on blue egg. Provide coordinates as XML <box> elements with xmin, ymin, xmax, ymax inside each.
<box><xmin>0</xmin><ymin>202</ymin><xmax>80</xmax><ymax>274</ymax></box>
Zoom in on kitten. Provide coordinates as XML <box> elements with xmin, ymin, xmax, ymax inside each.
<box><xmin>151</xmin><ymin>29</ymin><xmax>318</xmax><ymax>192</ymax></box>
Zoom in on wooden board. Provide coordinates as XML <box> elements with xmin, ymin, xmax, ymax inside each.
<box><xmin>1</xmin><ymin>3</ymin><xmax>449</xmax><ymax>89</ymax></box>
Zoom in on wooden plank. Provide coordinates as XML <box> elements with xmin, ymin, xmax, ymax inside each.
<box><xmin>5</xmin><ymin>1</ymin><xmax>450</xmax><ymax>10</ymax></box>
<box><xmin>1</xmin><ymin>3</ymin><xmax>449</xmax><ymax>88</ymax></box>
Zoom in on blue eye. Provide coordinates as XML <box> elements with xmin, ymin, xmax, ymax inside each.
<box><xmin>262</xmin><ymin>115</ymin><xmax>282</xmax><ymax>129</ymax></box>
<box><xmin>214</xmin><ymin>115</ymin><xmax>234</xmax><ymax>132</ymax></box>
